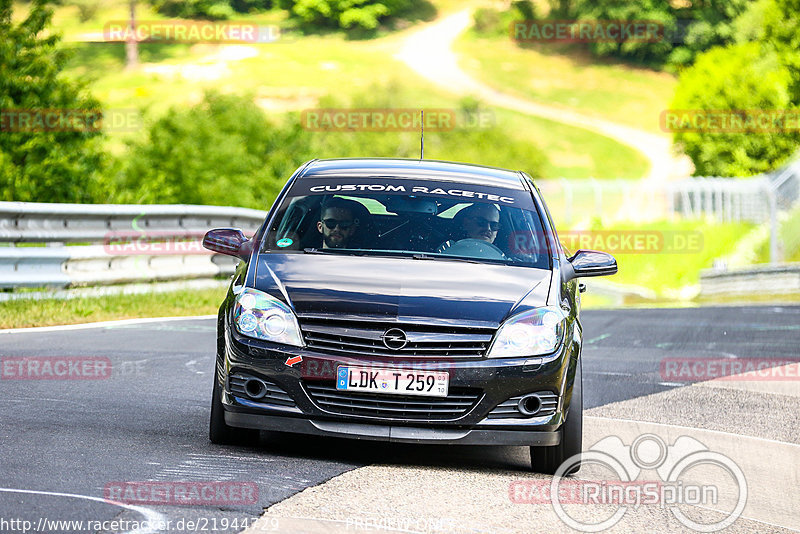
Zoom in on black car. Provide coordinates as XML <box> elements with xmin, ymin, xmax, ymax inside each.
<box><xmin>203</xmin><ymin>158</ymin><xmax>617</xmax><ymax>474</ymax></box>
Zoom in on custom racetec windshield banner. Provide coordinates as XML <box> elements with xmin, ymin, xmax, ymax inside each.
<box><xmin>290</xmin><ymin>178</ymin><xmax>533</xmax><ymax>207</ymax></box>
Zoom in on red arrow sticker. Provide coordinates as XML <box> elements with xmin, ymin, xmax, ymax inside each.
<box><xmin>285</xmin><ymin>356</ymin><xmax>303</xmax><ymax>367</ymax></box>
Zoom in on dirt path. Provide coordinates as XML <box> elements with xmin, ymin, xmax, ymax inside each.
<box><xmin>394</xmin><ymin>10</ymin><xmax>692</xmax><ymax>184</ymax></box>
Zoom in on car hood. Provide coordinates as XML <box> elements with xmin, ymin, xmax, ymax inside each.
<box><xmin>254</xmin><ymin>254</ymin><xmax>551</xmax><ymax>326</ymax></box>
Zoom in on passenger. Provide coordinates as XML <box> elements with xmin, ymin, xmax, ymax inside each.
<box><xmin>316</xmin><ymin>197</ymin><xmax>361</xmax><ymax>249</ymax></box>
<box><xmin>437</xmin><ymin>203</ymin><xmax>501</xmax><ymax>253</ymax></box>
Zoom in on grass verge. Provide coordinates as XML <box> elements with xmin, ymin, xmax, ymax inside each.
<box><xmin>0</xmin><ymin>286</ymin><xmax>227</xmax><ymax>329</ymax></box>
<box><xmin>454</xmin><ymin>31</ymin><xmax>676</xmax><ymax>134</ymax></box>
<box><xmin>587</xmin><ymin>219</ymin><xmax>755</xmax><ymax>297</ymax></box>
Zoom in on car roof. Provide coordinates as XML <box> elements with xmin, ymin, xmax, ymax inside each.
<box><xmin>300</xmin><ymin>158</ymin><xmax>527</xmax><ymax>190</ymax></box>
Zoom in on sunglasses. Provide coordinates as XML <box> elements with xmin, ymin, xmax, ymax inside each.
<box><xmin>468</xmin><ymin>217</ymin><xmax>500</xmax><ymax>231</ymax></box>
<box><xmin>322</xmin><ymin>218</ymin><xmax>356</xmax><ymax>230</ymax></box>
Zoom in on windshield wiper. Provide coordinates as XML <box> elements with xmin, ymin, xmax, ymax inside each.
<box><xmin>303</xmin><ymin>248</ymin><xmax>411</xmax><ymax>258</ymax></box>
<box><xmin>303</xmin><ymin>247</ymin><xmax>364</xmax><ymax>255</ymax></box>
<box><xmin>411</xmin><ymin>253</ymin><xmax>484</xmax><ymax>264</ymax></box>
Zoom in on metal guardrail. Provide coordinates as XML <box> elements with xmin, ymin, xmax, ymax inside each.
<box><xmin>700</xmin><ymin>263</ymin><xmax>800</xmax><ymax>296</ymax></box>
<box><xmin>0</xmin><ymin>201</ymin><xmax>267</xmax><ymax>243</ymax></box>
<box><xmin>0</xmin><ymin>202</ymin><xmax>267</xmax><ymax>289</ymax></box>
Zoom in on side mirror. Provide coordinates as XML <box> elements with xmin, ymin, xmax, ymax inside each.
<box><xmin>562</xmin><ymin>249</ymin><xmax>617</xmax><ymax>282</ymax></box>
<box><xmin>203</xmin><ymin>228</ymin><xmax>251</xmax><ymax>260</ymax></box>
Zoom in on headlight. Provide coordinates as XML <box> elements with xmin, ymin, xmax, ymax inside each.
<box><xmin>487</xmin><ymin>306</ymin><xmax>567</xmax><ymax>358</ymax></box>
<box><xmin>232</xmin><ymin>288</ymin><xmax>304</xmax><ymax>347</ymax></box>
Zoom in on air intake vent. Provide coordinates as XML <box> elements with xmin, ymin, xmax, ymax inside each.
<box><xmin>303</xmin><ymin>380</ymin><xmax>482</xmax><ymax>420</ymax></box>
<box><xmin>229</xmin><ymin>373</ymin><xmax>296</xmax><ymax>408</ymax></box>
<box><xmin>487</xmin><ymin>391</ymin><xmax>558</xmax><ymax>419</ymax></box>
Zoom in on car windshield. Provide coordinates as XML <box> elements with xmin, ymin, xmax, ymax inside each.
<box><xmin>263</xmin><ymin>177</ymin><xmax>551</xmax><ymax>269</ymax></box>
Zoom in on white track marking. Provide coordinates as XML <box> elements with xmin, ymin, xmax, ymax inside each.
<box><xmin>0</xmin><ymin>487</ymin><xmax>166</xmax><ymax>534</ymax></box>
<box><xmin>0</xmin><ymin>315</ymin><xmax>215</xmax><ymax>335</ymax></box>
<box><xmin>184</xmin><ymin>359</ymin><xmax>206</xmax><ymax>375</ymax></box>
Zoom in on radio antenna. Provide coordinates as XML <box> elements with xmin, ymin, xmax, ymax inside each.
<box><xmin>419</xmin><ymin>110</ymin><xmax>424</xmax><ymax>160</ymax></box>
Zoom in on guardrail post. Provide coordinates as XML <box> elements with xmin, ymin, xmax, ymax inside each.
<box><xmin>591</xmin><ymin>178</ymin><xmax>601</xmax><ymax>218</ymax></box>
<box><xmin>764</xmin><ymin>183</ymin><xmax>780</xmax><ymax>264</ymax></box>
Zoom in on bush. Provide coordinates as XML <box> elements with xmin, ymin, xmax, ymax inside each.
<box><xmin>473</xmin><ymin>1</ymin><xmax>537</xmax><ymax>36</ymax></box>
<box><xmin>149</xmin><ymin>0</ymin><xmax>268</xmax><ymax>20</ymax></box>
<box><xmin>116</xmin><ymin>92</ymin><xmax>314</xmax><ymax>208</ymax></box>
<box><xmin>762</xmin><ymin>0</ymin><xmax>800</xmax><ymax>103</ymax></box>
<box><xmin>71</xmin><ymin>0</ymin><xmax>101</xmax><ymax>22</ymax></box>
<box><xmin>115</xmin><ymin>83</ymin><xmax>547</xmax><ymax>208</ymax></box>
<box><xmin>497</xmin><ymin>0</ymin><xmax>753</xmax><ymax>68</ymax></box>
<box><xmin>572</xmin><ymin>0</ymin><xmax>677</xmax><ymax>66</ymax></box>
<box><xmin>671</xmin><ymin>42</ymin><xmax>800</xmax><ymax>176</ymax></box>
<box><xmin>472</xmin><ymin>7</ymin><xmax>503</xmax><ymax>35</ymax></box>
<box><xmin>0</xmin><ymin>0</ymin><xmax>110</xmax><ymax>203</ymax></box>
<box><xmin>285</xmin><ymin>0</ymin><xmax>423</xmax><ymax>34</ymax></box>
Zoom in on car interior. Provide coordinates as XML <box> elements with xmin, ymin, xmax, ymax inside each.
<box><xmin>265</xmin><ymin>194</ymin><xmax>547</xmax><ymax>264</ymax></box>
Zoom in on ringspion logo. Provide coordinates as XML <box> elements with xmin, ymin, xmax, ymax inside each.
<box><xmin>511</xmin><ymin>434</ymin><xmax>747</xmax><ymax>532</ymax></box>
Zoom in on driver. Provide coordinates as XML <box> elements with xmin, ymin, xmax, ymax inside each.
<box><xmin>316</xmin><ymin>197</ymin><xmax>361</xmax><ymax>249</ymax></box>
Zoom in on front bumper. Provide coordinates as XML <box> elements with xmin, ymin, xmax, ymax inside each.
<box><xmin>218</xmin><ymin>322</ymin><xmax>579</xmax><ymax>446</ymax></box>
<box><xmin>225</xmin><ymin>412</ymin><xmax>561</xmax><ymax>445</ymax></box>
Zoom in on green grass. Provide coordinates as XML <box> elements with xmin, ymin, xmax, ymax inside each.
<box><xmin>0</xmin><ymin>287</ymin><xmax>227</xmax><ymax>329</ymax></box>
<box><xmin>55</xmin><ymin>3</ymin><xmax>650</xmax><ymax>179</ymax></box>
<box><xmin>454</xmin><ymin>30</ymin><xmax>677</xmax><ymax>134</ymax></box>
<box><xmin>62</xmin><ymin>41</ymin><xmax>649</xmax><ymax>178</ymax></box>
<box><xmin>490</xmin><ymin>110</ymin><xmax>648</xmax><ymax>178</ymax></box>
<box><xmin>754</xmin><ymin>204</ymin><xmax>800</xmax><ymax>263</ymax></box>
<box><xmin>588</xmin><ymin>219</ymin><xmax>756</xmax><ymax>296</ymax></box>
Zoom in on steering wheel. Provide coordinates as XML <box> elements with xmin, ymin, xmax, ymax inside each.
<box><xmin>439</xmin><ymin>238</ymin><xmax>507</xmax><ymax>260</ymax></box>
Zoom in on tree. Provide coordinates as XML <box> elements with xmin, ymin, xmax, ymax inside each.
<box><xmin>762</xmin><ymin>0</ymin><xmax>800</xmax><ymax>102</ymax></box>
<box><xmin>0</xmin><ymin>0</ymin><xmax>109</xmax><ymax>202</ymax></box>
<box><xmin>671</xmin><ymin>42</ymin><xmax>799</xmax><ymax>176</ymax></box>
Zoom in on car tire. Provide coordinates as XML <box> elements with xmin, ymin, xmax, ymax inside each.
<box><xmin>530</xmin><ymin>358</ymin><xmax>583</xmax><ymax>475</ymax></box>
<box><xmin>209</xmin><ymin>368</ymin><xmax>259</xmax><ymax>445</ymax></box>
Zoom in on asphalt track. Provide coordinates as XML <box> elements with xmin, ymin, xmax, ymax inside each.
<box><xmin>1</xmin><ymin>306</ymin><xmax>798</xmax><ymax>533</ymax></box>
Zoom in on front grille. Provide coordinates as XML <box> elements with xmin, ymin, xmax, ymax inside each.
<box><xmin>487</xmin><ymin>391</ymin><xmax>558</xmax><ymax>419</ymax></box>
<box><xmin>229</xmin><ymin>373</ymin><xmax>296</xmax><ymax>407</ymax></box>
<box><xmin>304</xmin><ymin>381</ymin><xmax>482</xmax><ymax>420</ymax></box>
<box><xmin>298</xmin><ymin>316</ymin><xmax>494</xmax><ymax>359</ymax></box>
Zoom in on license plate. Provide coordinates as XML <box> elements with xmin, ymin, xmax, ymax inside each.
<box><xmin>336</xmin><ymin>366</ymin><xmax>449</xmax><ymax>397</ymax></box>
